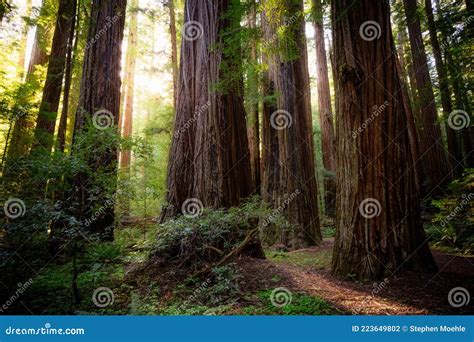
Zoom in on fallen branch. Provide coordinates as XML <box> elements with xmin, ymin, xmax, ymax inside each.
<box><xmin>192</xmin><ymin>228</ymin><xmax>259</xmax><ymax>278</ymax></box>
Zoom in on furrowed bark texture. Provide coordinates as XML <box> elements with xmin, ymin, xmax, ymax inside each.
<box><xmin>31</xmin><ymin>0</ymin><xmax>77</xmax><ymax>155</ymax></box>
<box><xmin>160</xmin><ymin>0</ymin><xmax>252</xmax><ymax>220</ymax></box>
<box><xmin>404</xmin><ymin>0</ymin><xmax>450</xmax><ymax>193</ymax></box>
<box><xmin>331</xmin><ymin>0</ymin><xmax>437</xmax><ymax>280</ymax></box>
<box><xmin>72</xmin><ymin>0</ymin><xmax>127</xmax><ymax>240</ymax></box>
<box><xmin>312</xmin><ymin>0</ymin><xmax>336</xmax><ymax>217</ymax></box>
<box><xmin>261</xmin><ymin>0</ymin><xmax>321</xmax><ymax>249</ymax></box>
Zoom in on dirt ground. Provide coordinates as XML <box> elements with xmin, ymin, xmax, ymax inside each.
<box><xmin>237</xmin><ymin>239</ymin><xmax>474</xmax><ymax>315</ymax></box>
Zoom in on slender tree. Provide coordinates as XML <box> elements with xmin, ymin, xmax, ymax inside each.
<box><xmin>57</xmin><ymin>1</ymin><xmax>79</xmax><ymax>152</ymax></box>
<box><xmin>120</xmin><ymin>0</ymin><xmax>138</xmax><ymax>169</ymax></box>
<box><xmin>312</xmin><ymin>0</ymin><xmax>336</xmax><ymax>217</ymax></box>
<box><xmin>4</xmin><ymin>0</ymin><xmax>49</xmax><ymax>170</ymax></box>
<box><xmin>160</xmin><ymin>0</ymin><xmax>252</xmax><ymax>220</ymax></box>
<box><xmin>403</xmin><ymin>0</ymin><xmax>450</xmax><ymax>193</ymax></box>
<box><xmin>31</xmin><ymin>0</ymin><xmax>77</xmax><ymax>155</ymax></box>
<box><xmin>71</xmin><ymin>0</ymin><xmax>127</xmax><ymax>240</ymax></box>
<box><xmin>261</xmin><ymin>0</ymin><xmax>321</xmax><ymax>248</ymax></box>
<box><xmin>246</xmin><ymin>0</ymin><xmax>260</xmax><ymax>193</ymax></box>
<box><xmin>167</xmin><ymin>0</ymin><xmax>178</xmax><ymax>109</ymax></box>
<box><xmin>424</xmin><ymin>0</ymin><xmax>463</xmax><ymax>176</ymax></box>
<box><xmin>331</xmin><ymin>0</ymin><xmax>437</xmax><ymax>279</ymax></box>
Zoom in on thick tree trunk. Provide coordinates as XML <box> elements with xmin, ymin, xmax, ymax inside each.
<box><xmin>424</xmin><ymin>0</ymin><xmax>463</xmax><ymax>176</ymax></box>
<box><xmin>71</xmin><ymin>0</ymin><xmax>127</xmax><ymax>241</ymax></box>
<box><xmin>31</xmin><ymin>0</ymin><xmax>77</xmax><ymax>155</ymax></box>
<box><xmin>247</xmin><ymin>1</ymin><xmax>260</xmax><ymax>193</ymax></box>
<box><xmin>160</xmin><ymin>0</ymin><xmax>252</xmax><ymax>220</ymax></box>
<box><xmin>57</xmin><ymin>0</ymin><xmax>79</xmax><ymax>153</ymax></box>
<box><xmin>331</xmin><ymin>0</ymin><xmax>436</xmax><ymax>280</ymax></box>
<box><xmin>261</xmin><ymin>0</ymin><xmax>321</xmax><ymax>249</ymax></box>
<box><xmin>168</xmin><ymin>0</ymin><xmax>178</xmax><ymax>109</ymax></box>
<box><xmin>404</xmin><ymin>0</ymin><xmax>450</xmax><ymax>194</ymax></box>
<box><xmin>312</xmin><ymin>0</ymin><xmax>336</xmax><ymax>217</ymax></box>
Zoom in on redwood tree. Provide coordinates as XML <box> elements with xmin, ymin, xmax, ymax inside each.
<box><xmin>71</xmin><ymin>0</ymin><xmax>127</xmax><ymax>240</ymax></box>
<box><xmin>331</xmin><ymin>0</ymin><xmax>437</xmax><ymax>280</ymax></box>
<box><xmin>31</xmin><ymin>0</ymin><xmax>77</xmax><ymax>155</ymax></box>
<box><xmin>261</xmin><ymin>0</ymin><xmax>321</xmax><ymax>249</ymax></box>
<box><xmin>312</xmin><ymin>0</ymin><xmax>336</xmax><ymax>217</ymax></box>
<box><xmin>404</xmin><ymin>0</ymin><xmax>450</xmax><ymax>193</ymax></box>
<box><xmin>160</xmin><ymin>0</ymin><xmax>252</xmax><ymax>220</ymax></box>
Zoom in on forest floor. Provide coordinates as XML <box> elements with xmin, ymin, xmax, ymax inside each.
<box><xmin>5</xmin><ymin>227</ymin><xmax>473</xmax><ymax>315</ymax></box>
<box><xmin>240</xmin><ymin>239</ymin><xmax>474</xmax><ymax>315</ymax></box>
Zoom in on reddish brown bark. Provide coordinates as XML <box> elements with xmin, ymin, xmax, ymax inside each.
<box><xmin>404</xmin><ymin>0</ymin><xmax>450</xmax><ymax>193</ymax></box>
<box><xmin>120</xmin><ymin>0</ymin><xmax>138</xmax><ymax>169</ymax></box>
<box><xmin>312</xmin><ymin>0</ymin><xmax>336</xmax><ymax>217</ymax></box>
<box><xmin>424</xmin><ymin>0</ymin><xmax>463</xmax><ymax>176</ymax></box>
<box><xmin>57</xmin><ymin>0</ymin><xmax>79</xmax><ymax>152</ymax></box>
<box><xmin>31</xmin><ymin>0</ymin><xmax>77</xmax><ymax>155</ymax></box>
<box><xmin>331</xmin><ymin>0</ymin><xmax>436</xmax><ymax>280</ymax></box>
<box><xmin>160</xmin><ymin>0</ymin><xmax>252</xmax><ymax>220</ymax></box>
<box><xmin>247</xmin><ymin>1</ymin><xmax>260</xmax><ymax>193</ymax></box>
<box><xmin>168</xmin><ymin>0</ymin><xmax>178</xmax><ymax>109</ymax></box>
<box><xmin>72</xmin><ymin>0</ymin><xmax>127</xmax><ymax>240</ymax></box>
<box><xmin>261</xmin><ymin>0</ymin><xmax>321</xmax><ymax>249</ymax></box>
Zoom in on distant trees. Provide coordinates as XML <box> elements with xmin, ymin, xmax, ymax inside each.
<box><xmin>311</xmin><ymin>0</ymin><xmax>336</xmax><ymax>217</ymax></box>
<box><xmin>403</xmin><ymin>0</ymin><xmax>450</xmax><ymax>193</ymax></box>
<box><xmin>331</xmin><ymin>0</ymin><xmax>436</xmax><ymax>279</ymax></box>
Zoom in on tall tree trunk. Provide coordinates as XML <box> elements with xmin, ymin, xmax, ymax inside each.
<box><xmin>57</xmin><ymin>0</ymin><xmax>79</xmax><ymax>153</ymax></box>
<box><xmin>403</xmin><ymin>0</ymin><xmax>450</xmax><ymax>194</ymax></box>
<box><xmin>71</xmin><ymin>0</ymin><xmax>127</xmax><ymax>241</ymax></box>
<box><xmin>31</xmin><ymin>0</ymin><xmax>77</xmax><ymax>155</ymax></box>
<box><xmin>247</xmin><ymin>0</ymin><xmax>260</xmax><ymax>193</ymax></box>
<box><xmin>312</xmin><ymin>0</ymin><xmax>336</xmax><ymax>217</ymax></box>
<box><xmin>4</xmin><ymin>1</ymin><xmax>49</xmax><ymax>172</ymax></box>
<box><xmin>17</xmin><ymin>0</ymin><xmax>32</xmax><ymax>80</ymax></box>
<box><xmin>331</xmin><ymin>0</ymin><xmax>437</xmax><ymax>280</ymax></box>
<box><xmin>160</xmin><ymin>0</ymin><xmax>252</xmax><ymax>220</ymax></box>
<box><xmin>446</xmin><ymin>51</ymin><xmax>474</xmax><ymax>168</ymax></box>
<box><xmin>424</xmin><ymin>0</ymin><xmax>463</xmax><ymax>176</ymax></box>
<box><xmin>168</xmin><ymin>0</ymin><xmax>178</xmax><ymax>109</ymax></box>
<box><xmin>120</xmin><ymin>0</ymin><xmax>138</xmax><ymax>169</ymax></box>
<box><xmin>261</xmin><ymin>0</ymin><xmax>321</xmax><ymax>249</ymax></box>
